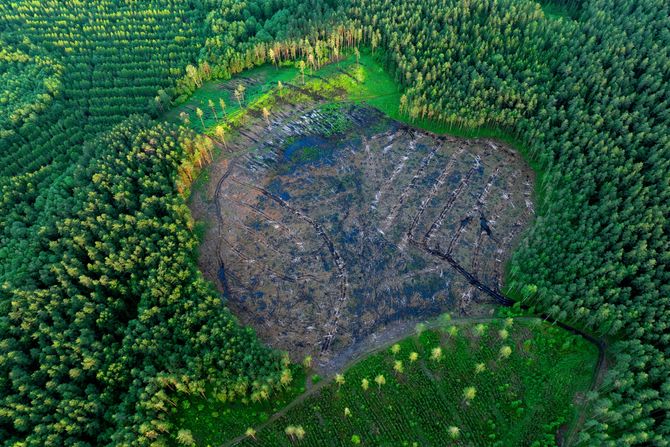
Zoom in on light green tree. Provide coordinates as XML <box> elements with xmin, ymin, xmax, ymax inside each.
<box><xmin>234</xmin><ymin>83</ymin><xmax>245</xmax><ymax>107</ymax></box>
<box><xmin>195</xmin><ymin>107</ymin><xmax>205</xmax><ymax>129</ymax></box>
<box><xmin>185</xmin><ymin>64</ymin><xmax>201</xmax><ymax>87</ymax></box>
<box><xmin>215</xmin><ymin>125</ymin><xmax>226</xmax><ymax>148</ymax></box>
<box><xmin>219</xmin><ymin>98</ymin><xmax>227</xmax><ymax>118</ymax></box>
<box><xmin>399</xmin><ymin>94</ymin><xmax>408</xmax><ymax>114</ymax></box>
<box><xmin>176</xmin><ymin>429</ymin><xmax>196</xmax><ymax>446</ymax></box>
<box><xmin>499</xmin><ymin>345</ymin><xmax>512</xmax><ymax>359</ymax></box>
<box><xmin>463</xmin><ymin>386</ymin><xmax>477</xmax><ymax>404</ymax></box>
<box><xmin>208</xmin><ymin>99</ymin><xmax>218</xmax><ymax>120</ymax></box>
<box><xmin>298</xmin><ymin>60</ymin><xmax>306</xmax><ymax>84</ymax></box>
<box><xmin>280</xmin><ymin>369</ymin><xmax>293</xmax><ymax>387</ymax></box>
<box><xmin>474</xmin><ymin>323</ymin><xmax>487</xmax><ymax>337</ymax></box>
<box><xmin>447</xmin><ymin>325</ymin><xmax>459</xmax><ymax>338</ymax></box>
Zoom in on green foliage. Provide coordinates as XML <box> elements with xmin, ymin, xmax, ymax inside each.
<box><xmin>539</xmin><ymin>0</ymin><xmax>585</xmax><ymax>20</ymax></box>
<box><xmin>0</xmin><ymin>2</ymin><xmax>344</xmax><ymax>444</ymax></box>
<box><xmin>164</xmin><ymin>64</ymin><xmax>299</xmax><ymax>133</ymax></box>
<box><xmin>172</xmin><ymin>366</ymin><xmax>306</xmax><ymax>446</ymax></box>
<box><xmin>234</xmin><ymin>320</ymin><xmax>597</xmax><ymax>446</ymax></box>
<box><xmin>0</xmin><ymin>116</ymin><xmax>284</xmax><ymax>445</ymax></box>
<box><xmin>2</xmin><ymin>0</ymin><xmax>670</xmax><ymax>445</ymax></box>
<box><xmin>345</xmin><ymin>0</ymin><xmax>670</xmax><ymax>443</ymax></box>
<box><xmin>315</xmin><ymin>104</ymin><xmax>353</xmax><ymax>137</ymax></box>
<box><xmin>0</xmin><ymin>41</ymin><xmax>63</xmax><ymax>139</ymax></box>
<box><xmin>0</xmin><ymin>0</ymin><xmax>204</xmax><ymax>179</ymax></box>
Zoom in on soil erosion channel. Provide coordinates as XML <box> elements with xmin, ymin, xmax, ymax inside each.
<box><xmin>191</xmin><ymin>104</ymin><xmax>535</xmax><ymax>371</ymax></box>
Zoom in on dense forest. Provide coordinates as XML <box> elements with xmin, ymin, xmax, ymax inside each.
<box><xmin>1</xmin><ymin>0</ymin><xmax>669</xmax><ymax>445</ymax></box>
<box><xmin>0</xmin><ymin>1</ymin><xmax>338</xmax><ymax>445</ymax></box>
<box><xmin>346</xmin><ymin>0</ymin><xmax>670</xmax><ymax>443</ymax></box>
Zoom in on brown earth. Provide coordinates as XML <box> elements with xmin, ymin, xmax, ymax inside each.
<box><xmin>190</xmin><ymin>102</ymin><xmax>535</xmax><ymax>372</ymax></box>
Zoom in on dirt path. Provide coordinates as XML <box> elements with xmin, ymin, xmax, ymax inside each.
<box><xmin>561</xmin><ymin>352</ymin><xmax>608</xmax><ymax>446</ymax></box>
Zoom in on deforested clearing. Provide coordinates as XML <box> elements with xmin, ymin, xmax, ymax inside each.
<box><xmin>191</xmin><ymin>97</ymin><xmax>535</xmax><ymax>371</ymax></box>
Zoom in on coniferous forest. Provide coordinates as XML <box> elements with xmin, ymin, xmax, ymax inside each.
<box><xmin>1</xmin><ymin>0</ymin><xmax>669</xmax><ymax>445</ymax></box>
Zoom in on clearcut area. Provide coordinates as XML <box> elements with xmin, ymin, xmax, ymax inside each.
<box><xmin>191</xmin><ymin>100</ymin><xmax>535</xmax><ymax>370</ymax></box>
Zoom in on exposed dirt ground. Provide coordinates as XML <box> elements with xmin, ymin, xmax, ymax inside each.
<box><xmin>190</xmin><ymin>102</ymin><xmax>535</xmax><ymax>371</ymax></box>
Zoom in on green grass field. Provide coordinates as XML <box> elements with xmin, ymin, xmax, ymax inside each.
<box><xmin>163</xmin><ymin>63</ymin><xmax>299</xmax><ymax>133</ymax></box>
<box><xmin>232</xmin><ymin>317</ymin><xmax>597</xmax><ymax>446</ymax></box>
<box><xmin>163</xmin><ymin>50</ymin><xmax>527</xmax><ymax>144</ymax></box>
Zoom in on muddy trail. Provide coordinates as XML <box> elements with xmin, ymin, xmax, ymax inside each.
<box><xmin>190</xmin><ymin>102</ymin><xmax>536</xmax><ymax>371</ymax></box>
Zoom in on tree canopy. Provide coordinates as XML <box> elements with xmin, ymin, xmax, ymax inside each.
<box><xmin>1</xmin><ymin>0</ymin><xmax>669</xmax><ymax>445</ymax></box>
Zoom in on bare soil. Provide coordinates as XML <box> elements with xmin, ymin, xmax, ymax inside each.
<box><xmin>190</xmin><ymin>102</ymin><xmax>535</xmax><ymax>372</ymax></box>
